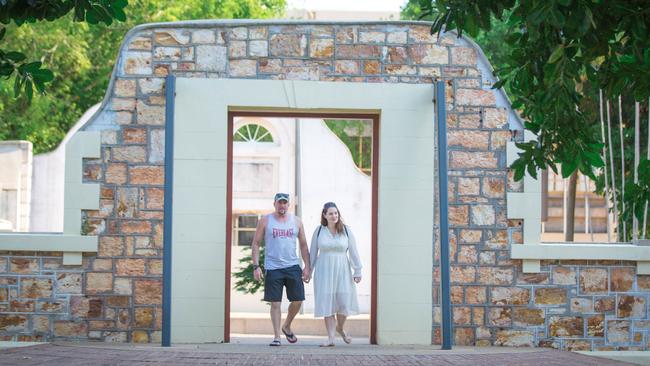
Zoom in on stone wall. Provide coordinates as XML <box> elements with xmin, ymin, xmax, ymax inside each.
<box><xmin>0</xmin><ymin>20</ymin><xmax>647</xmax><ymax>350</ymax></box>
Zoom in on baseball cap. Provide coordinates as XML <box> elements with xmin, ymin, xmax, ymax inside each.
<box><xmin>274</xmin><ymin>192</ymin><xmax>290</xmax><ymax>203</ymax></box>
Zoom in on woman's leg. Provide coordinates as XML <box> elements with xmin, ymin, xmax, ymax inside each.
<box><xmin>321</xmin><ymin>316</ymin><xmax>336</xmax><ymax>346</ymax></box>
<box><xmin>336</xmin><ymin>313</ymin><xmax>352</xmax><ymax>344</ymax></box>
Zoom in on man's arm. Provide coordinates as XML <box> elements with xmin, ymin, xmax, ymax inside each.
<box><xmin>251</xmin><ymin>216</ymin><xmax>267</xmax><ymax>281</ymax></box>
<box><xmin>296</xmin><ymin>217</ymin><xmax>311</xmax><ymax>282</ymax></box>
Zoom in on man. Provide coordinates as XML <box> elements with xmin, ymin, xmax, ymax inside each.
<box><xmin>251</xmin><ymin>192</ymin><xmax>311</xmax><ymax>346</ymax></box>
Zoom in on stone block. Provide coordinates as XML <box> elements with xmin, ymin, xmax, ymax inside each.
<box><xmin>491</xmin><ymin>287</ymin><xmax>530</xmax><ymax>305</ymax></box>
<box><xmin>56</xmin><ymin>273</ymin><xmax>82</xmax><ymax>294</ymax></box>
<box><xmin>309</xmin><ymin>38</ymin><xmax>334</xmax><ymax>59</ymax></box>
<box><xmin>617</xmin><ymin>295</ymin><xmax>646</xmax><ymax>318</ymax></box>
<box><xmin>138</xmin><ymin>78</ymin><xmax>165</xmax><ymax>95</ymax></box>
<box><xmin>111</xmin><ymin>146</ymin><xmax>147</xmax><ymax>163</ymax></box>
<box><xmin>123</xmin><ymin>51</ymin><xmax>152</xmax><ymax>75</ymax></box>
<box><xmin>336</xmin><ymin>45</ymin><xmax>381</xmax><ymax>59</ymax></box>
<box><xmin>454</xmin><ymin>327</ymin><xmax>475</xmax><ymax>346</ymax></box>
<box><xmin>99</xmin><ymin>236</ymin><xmax>124</xmax><ymax>257</ymax></box>
<box><xmin>129</xmin><ymin>166</ymin><xmax>164</xmax><ymax>185</ymax></box>
<box><xmin>587</xmin><ymin>314</ymin><xmax>605</xmax><ymax>337</ymax></box>
<box><xmin>0</xmin><ymin>315</ymin><xmax>28</xmax><ymax>332</ymax></box>
<box><xmin>359</xmin><ymin>31</ymin><xmax>385</xmax><ymax>43</ymax></box>
<box><xmin>128</xmin><ymin>36</ymin><xmax>152</xmax><ymax>51</ymax></box>
<box><xmin>155</xmin><ymin>30</ymin><xmax>190</xmax><ymax>45</ymax></box>
<box><xmin>21</xmin><ymin>278</ymin><xmax>53</xmax><ymax>299</ymax></box>
<box><xmin>535</xmin><ymin>288</ymin><xmax>567</xmax><ymax>305</ymax></box>
<box><xmin>494</xmin><ymin>330</ymin><xmax>534</xmax><ymax>347</ymax></box>
<box><xmin>465</xmin><ymin>286</ymin><xmax>486</xmax><ymax>304</ymax></box>
<box><xmin>579</xmin><ymin>268</ymin><xmax>608</xmax><ymax>294</ymax></box>
<box><xmin>594</xmin><ymin>297</ymin><xmax>616</xmax><ymax>313</ymax></box>
<box><xmin>570</xmin><ymin>297</ymin><xmax>592</xmax><ymax>313</ymax></box>
<box><xmin>453</xmin><ymin>306</ymin><xmax>471</xmax><ymax>325</ymax></box>
<box><xmin>409</xmin><ymin>44</ymin><xmax>448</xmax><ymax>64</ymax></box>
<box><xmin>54</xmin><ymin>321</ymin><xmax>88</xmax><ymax>337</ymax></box>
<box><xmin>385</xmin><ymin>46</ymin><xmax>408</xmax><ymax>64</ymax></box>
<box><xmin>384</xmin><ymin>65</ymin><xmax>416</xmax><ymax>75</ymax></box>
<box><xmin>457</xmin><ymin>245</ymin><xmax>478</xmax><ymax>264</ymax></box>
<box><xmin>610</xmin><ymin>267</ymin><xmax>634</xmax><ymax>292</ymax></box>
<box><xmin>549</xmin><ymin>316</ymin><xmax>584</xmax><ymax>337</ymax></box>
<box><xmin>456</xmin><ymin>89</ymin><xmax>496</xmax><ymax>107</ymax></box>
<box><xmin>133</xmin><ymin>330</ymin><xmax>149</xmax><ymax>343</ymax></box>
<box><xmin>471</xmin><ymin>205</ymin><xmax>495</xmax><ymax>226</ymax></box>
<box><xmin>451</xmin><ymin>47</ymin><xmax>477</xmax><ymax>65</ymax></box>
<box><xmin>192</xmin><ymin>30</ymin><xmax>216</xmax><ymax>44</ymax></box>
<box><xmin>136</xmin><ymin>100</ymin><xmax>165</xmax><ymax>125</ymax></box>
<box><xmin>86</xmin><ymin>272</ymin><xmax>113</xmax><ymax>294</ymax></box>
<box><xmin>387</xmin><ymin>31</ymin><xmax>407</xmax><ymax>44</ymax></box>
<box><xmin>483</xmin><ymin>177</ymin><xmax>505</xmax><ymax>198</ymax></box>
<box><xmin>229</xmin><ymin>59</ymin><xmax>257</xmax><ymax>77</ymax></box>
<box><xmin>249</xmin><ymin>40</ymin><xmax>268</xmax><ymax>57</ymax></box>
<box><xmin>488</xmin><ymin>307</ymin><xmax>511</xmax><ymax>326</ymax></box>
<box><xmin>483</xmin><ymin>108</ymin><xmax>508</xmax><ymax>129</ymax></box>
<box><xmin>116</xmin><ymin>259</ymin><xmax>147</xmax><ymax>276</ymax></box>
<box><xmin>229</xmin><ymin>40</ymin><xmax>247</xmax><ymax>58</ymax></box>
<box><xmin>269</xmin><ymin>34</ymin><xmax>306</xmax><ymax>57</ymax></box>
<box><xmin>449</xmin><ymin>205</ymin><xmax>469</xmax><ymax>226</ymax></box>
<box><xmin>10</xmin><ymin>258</ymin><xmax>39</xmax><ymax>274</ymax></box>
<box><xmin>196</xmin><ymin>45</ymin><xmax>227</xmax><ymax>72</ymax></box>
<box><xmin>607</xmin><ymin>320</ymin><xmax>630</xmax><ymax>343</ymax></box>
<box><xmin>123</xmin><ymin>128</ymin><xmax>147</xmax><ymax>144</ymax></box>
<box><xmin>114</xmin><ymin>79</ymin><xmax>136</xmax><ymax>97</ymax></box>
<box><xmin>249</xmin><ymin>27</ymin><xmax>268</xmax><ymax>40</ymax></box>
<box><xmin>134</xmin><ymin>279</ymin><xmax>162</xmax><ymax>305</ymax></box>
<box><xmin>10</xmin><ymin>300</ymin><xmax>34</xmax><ymax>312</ymax></box>
<box><xmin>513</xmin><ymin>308</ymin><xmax>544</xmax><ymax>326</ymax></box>
<box><xmin>552</xmin><ymin>267</ymin><xmax>576</xmax><ymax>285</ymax></box>
<box><xmin>478</xmin><ymin>267</ymin><xmax>513</xmax><ymax>285</ymax></box>
<box><xmin>450</xmin><ymin>265</ymin><xmax>476</xmax><ymax>283</ymax></box>
<box><xmin>450</xmin><ymin>151</ymin><xmax>498</xmax><ymax>169</ymax></box>
<box><xmin>335</xmin><ymin>60</ymin><xmax>359</xmax><ymax>74</ymax></box>
<box><xmin>149</xmin><ymin>129</ymin><xmax>165</xmax><ymax>164</ymax></box>
<box><xmin>135</xmin><ymin>307</ymin><xmax>154</xmax><ymax>328</ymax></box>
<box><xmin>120</xmin><ymin>220</ymin><xmax>152</xmax><ymax>235</ymax></box>
<box><xmin>448</xmin><ymin>130</ymin><xmax>489</xmax><ymax>150</ymax></box>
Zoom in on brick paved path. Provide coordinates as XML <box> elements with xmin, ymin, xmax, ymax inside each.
<box><xmin>0</xmin><ymin>343</ymin><xmax>634</xmax><ymax>366</ymax></box>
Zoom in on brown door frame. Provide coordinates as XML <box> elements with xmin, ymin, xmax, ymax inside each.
<box><xmin>225</xmin><ymin>110</ymin><xmax>379</xmax><ymax>344</ymax></box>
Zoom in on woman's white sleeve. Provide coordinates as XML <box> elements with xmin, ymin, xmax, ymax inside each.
<box><xmin>347</xmin><ymin>227</ymin><xmax>362</xmax><ymax>278</ymax></box>
<box><xmin>309</xmin><ymin>227</ymin><xmax>320</xmax><ymax>274</ymax></box>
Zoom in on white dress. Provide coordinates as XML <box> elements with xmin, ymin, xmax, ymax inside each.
<box><xmin>310</xmin><ymin>225</ymin><xmax>362</xmax><ymax>317</ymax></box>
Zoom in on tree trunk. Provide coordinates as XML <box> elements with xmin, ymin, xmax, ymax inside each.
<box><xmin>565</xmin><ymin>171</ymin><xmax>578</xmax><ymax>242</ymax></box>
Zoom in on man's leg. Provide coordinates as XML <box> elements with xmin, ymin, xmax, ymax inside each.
<box><xmin>270</xmin><ymin>301</ymin><xmax>282</xmax><ymax>341</ymax></box>
<box><xmin>282</xmin><ymin>300</ymin><xmax>301</xmax><ymax>334</ymax></box>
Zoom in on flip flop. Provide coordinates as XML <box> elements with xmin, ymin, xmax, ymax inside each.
<box><xmin>319</xmin><ymin>342</ymin><xmax>335</xmax><ymax>347</ymax></box>
<box><xmin>269</xmin><ymin>339</ymin><xmax>281</xmax><ymax>347</ymax></box>
<box><xmin>282</xmin><ymin>327</ymin><xmax>298</xmax><ymax>343</ymax></box>
<box><xmin>336</xmin><ymin>327</ymin><xmax>352</xmax><ymax>344</ymax></box>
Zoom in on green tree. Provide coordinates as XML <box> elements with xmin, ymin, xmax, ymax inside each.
<box><xmin>1</xmin><ymin>0</ymin><xmax>286</xmax><ymax>153</ymax></box>
<box><xmin>404</xmin><ymin>0</ymin><xmax>650</xmax><ymax>241</ymax></box>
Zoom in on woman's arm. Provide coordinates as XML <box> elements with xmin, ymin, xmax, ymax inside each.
<box><xmin>347</xmin><ymin>227</ymin><xmax>362</xmax><ymax>278</ymax></box>
<box><xmin>309</xmin><ymin>226</ymin><xmax>320</xmax><ymax>274</ymax></box>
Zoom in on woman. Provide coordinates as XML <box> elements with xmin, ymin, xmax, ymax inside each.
<box><xmin>309</xmin><ymin>202</ymin><xmax>362</xmax><ymax>347</ymax></box>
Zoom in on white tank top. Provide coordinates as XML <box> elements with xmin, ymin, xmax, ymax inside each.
<box><xmin>264</xmin><ymin>213</ymin><xmax>300</xmax><ymax>270</ymax></box>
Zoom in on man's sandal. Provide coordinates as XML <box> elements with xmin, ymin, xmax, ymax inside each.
<box><xmin>282</xmin><ymin>327</ymin><xmax>298</xmax><ymax>343</ymax></box>
<box><xmin>269</xmin><ymin>339</ymin><xmax>281</xmax><ymax>346</ymax></box>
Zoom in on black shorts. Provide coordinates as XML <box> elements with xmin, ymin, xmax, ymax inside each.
<box><xmin>263</xmin><ymin>265</ymin><xmax>305</xmax><ymax>302</ymax></box>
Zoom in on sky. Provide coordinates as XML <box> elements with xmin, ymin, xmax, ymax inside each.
<box><xmin>287</xmin><ymin>0</ymin><xmax>407</xmax><ymax>12</ymax></box>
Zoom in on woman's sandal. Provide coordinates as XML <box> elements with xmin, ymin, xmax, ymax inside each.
<box><xmin>336</xmin><ymin>327</ymin><xmax>352</xmax><ymax>344</ymax></box>
<box><xmin>319</xmin><ymin>341</ymin><xmax>335</xmax><ymax>347</ymax></box>
<box><xmin>269</xmin><ymin>339</ymin><xmax>281</xmax><ymax>347</ymax></box>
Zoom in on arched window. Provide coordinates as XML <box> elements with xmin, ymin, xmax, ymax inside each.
<box><xmin>233</xmin><ymin>124</ymin><xmax>274</xmax><ymax>143</ymax></box>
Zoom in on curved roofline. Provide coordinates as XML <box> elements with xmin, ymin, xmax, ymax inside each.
<box><xmin>81</xmin><ymin>19</ymin><xmax>524</xmax><ymax>132</ymax></box>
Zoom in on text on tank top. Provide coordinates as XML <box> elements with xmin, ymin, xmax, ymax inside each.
<box><xmin>264</xmin><ymin>213</ymin><xmax>300</xmax><ymax>270</ymax></box>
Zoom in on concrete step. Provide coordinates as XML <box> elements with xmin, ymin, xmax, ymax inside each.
<box><xmin>230</xmin><ymin>312</ymin><xmax>370</xmax><ymax>337</ymax></box>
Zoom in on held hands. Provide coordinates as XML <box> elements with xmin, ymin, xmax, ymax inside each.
<box><xmin>302</xmin><ymin>266</ymin><xmax>311</xmax><ymax>283</ymax></box>
<box><xmin>353</xmin><ymin>276</ymin><xmax>361</xmax><ymax>284</ymax></box>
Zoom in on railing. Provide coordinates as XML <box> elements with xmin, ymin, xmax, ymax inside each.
<box><xmin>507</xmin><ymin>133</ymin><xmax>650</xmax><ymax>274</ymax></box>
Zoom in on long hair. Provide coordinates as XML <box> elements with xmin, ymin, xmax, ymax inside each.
<box><xmin>320</xmin><ymin>202</ymin><xmax>345</xmax><ymax>234</ymax></box>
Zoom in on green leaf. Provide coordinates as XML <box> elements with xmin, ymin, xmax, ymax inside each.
<box><xmin>4</xmin><ymin>52</ymin><xmax>26</xmax><ymax>62</ymax></box>
<box><xmin>561</xmin><ymin>159</ymin><xmax>577</xmax><ymax>178</ymax></box>
<box><xmin>0</xmin><ymin>27</ymin><xmax>5</xmax><ymax>41</ymax></box>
